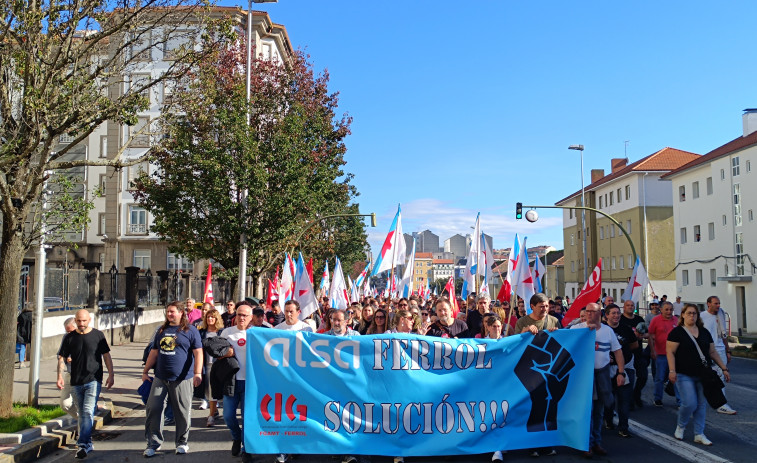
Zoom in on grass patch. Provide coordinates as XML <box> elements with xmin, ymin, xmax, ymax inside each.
<box><xmin>0</xmin><ymin>403</ymin><xmax>66</xmax><ymax>434</ymax></box>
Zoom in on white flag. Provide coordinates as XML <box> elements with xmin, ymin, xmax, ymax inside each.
<box><xmin>293</xmin><ymin>254</ymin><xmax>319</xmax><ymax>319</ymax></box>
<box><xmin>399</xmin><ymin>240</ymin><xmax>416</xmax><ymax>298</ymax></box>
<box><xmin>622</xmin><ymin>257</ymin><xmax>649</xmax><ymax>303</ymax></box>
<box><xmin>329</xmin><ymin>257</ymin><xmax>349</xmax><ymax>310</ymax></box>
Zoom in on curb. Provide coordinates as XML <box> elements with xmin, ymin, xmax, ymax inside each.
<box><xmin>0</xmin><ymin>400</ymin><xmax>114</xmax><ymax>463</ymax></box>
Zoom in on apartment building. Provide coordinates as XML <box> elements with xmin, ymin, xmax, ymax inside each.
<box><xmin>661</xmin><ymin>109</ymin><xmax>757</xmax><ymax>334</ymax></box>
<box><xmin>556</xmin><ymin>148</ymin><xmax>700</xmax><ymax>305</ymax></box>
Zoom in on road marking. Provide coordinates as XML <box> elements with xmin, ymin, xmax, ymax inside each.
<box><xmin>629</xmin><ymin>419</ymin><xmax>732</xmax><ymax>463</ymax></box>
<box><xmin>724</xmin><ymin>382</ymin><xmax>756</xmax><ymax>395</ymax></box>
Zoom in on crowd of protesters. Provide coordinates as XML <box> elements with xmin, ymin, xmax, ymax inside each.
<box><xmin>46</xmin><ymin>289</ymin><xmax>737</xmax><ymax>462</ymax></box>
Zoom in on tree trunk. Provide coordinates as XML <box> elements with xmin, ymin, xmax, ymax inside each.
<box><xmin>0</xmin><ymin>226</ymin><xmax>27</xmax><ymax>416</ymax></box>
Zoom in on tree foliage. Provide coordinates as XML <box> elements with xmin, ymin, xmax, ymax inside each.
<box><xmin>0</xmin><ymin>0</ymin><xmax>213</xmax><ymax>417</ymax></box>
<box><xmin>132</xmin><ymin>34</ymin><xmax>366</xmax><ymax>291</ymax></box>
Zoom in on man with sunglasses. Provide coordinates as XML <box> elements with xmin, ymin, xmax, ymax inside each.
<box><xmin>222</xmin><ymin>301</ymin><xmax>236</xmax><ymax>328</ymax></box>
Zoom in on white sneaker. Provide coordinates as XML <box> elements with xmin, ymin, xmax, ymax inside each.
<box><xmin>176</xmin><ymin>445</ymin><xmax>189</xmax><ymax>454</ymax></box>
<box><xmin>394</xmin><ymin>458</ymin><xmax>405</xmax><ymax>463</ymax></box>
<box><xmin>492</xmin><ymin>450</ymin><xmax>504</xmax><ymax>461</ymax></box>
<box><xmin>198</xmin><ymin>399</ymin><xmax>209</xmax><ymax>410</ymax></box>
<box><xmin>674</xmin><ymin>426</ymin><xmax>684</xmax><ymax>440</ymax></box>
<box><xmin>206</xmin><ymin>415</ymin><xmax>215</xmax><ymax>427</ymax></box>
<box><xmin>276</xmin><ymin>454</ymin><xmax>289</xmax><ymax>463</ymax></box>
<box><xmin>716</xmin><ymin>404</ymin><xmax>737</xmax><ymax>415</ymax></box>
<box><xmin>694</xmin><ymin>434</ymin><xmax>713</xmax><ymax>446</ymax></box>
<box><xmin>143</xmin><ymin>447</ymin><xmax>159</xmax><ymax>458</ymax></box>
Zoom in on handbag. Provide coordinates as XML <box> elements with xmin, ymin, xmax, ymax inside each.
<box><xmin>682</xmin><ymin>327</ymin><xmax>727</xmax><ymax>409</ymax></box>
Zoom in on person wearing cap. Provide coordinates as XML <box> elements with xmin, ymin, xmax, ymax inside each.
<box><xmin>250</xmin><ymin>307</ymin><xmax>272</xmax><ymax>328</ymax></box>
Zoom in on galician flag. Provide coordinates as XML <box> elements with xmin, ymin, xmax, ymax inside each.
<box><xmin>514</xmin><ymin>237</ymin><xmax>535</xmax><ymax>311</ymax></box>
<box><xmin>348</xmin><ymin>276</ymin><xmax>359</xmax><ymax>303</ymax></box>
<box><xmin>280</xmin><ymin>253</ymin><xmax>295</xmax><ymax>303</ymax></box>
<box><xmin>424</xmin><ymin>278</ymin><xmax>431</xmax><ymax>301</ymax></box>
<box><xmin>355</xmin><ymin>263</ymin><xmax>370</xmax><ymax>289</ymax></box>
<box><xmin>479</xmin><ymin>231</ymin><xmax>494</xmax><ymax>296</ymax></box>
<box><xmin>621</xmin><ymin>256</ymin><xmax>649</xmax><ymax>303</ymax></box>
<box><xmin>319</xmin><ymin>261</ymin><xmax>330</xmax><ymax>297</ymax></box>
<box><xmin>532</xmin><ymin>255</ymin><xmax>546</xmax><ymax>293</ymax></box>
<box><xmin>461</xmin><ymin>246</ymin><xmax>475</xmax><ymax>299</ymax></box>
<box><xmin>400</xmin><ymin>240</ymin><xmax>416</xmax><ymax>298</ymax></box>
<box><xmin>503</xmin><ymin>234</ymin><xmax>523</xmax><ymax>303</ymax></box>
<box><xmin>371</xmin><ymin>205</ymin><xmax>406</xmax><ymax>276</ymax></box>
<box><xmin>293</xmin><ymin>254</ymin><xmax>319</xmax><ymax>319</ymax></box>
<box><xmin>203</xmin><ymin>263</ymin><xmax>214</xmax><ymax>304</ymax></box>
<box><xmin>329</xmin><ymin>256</ymin><xmax>349</xmax><ymax>310</ymax></box>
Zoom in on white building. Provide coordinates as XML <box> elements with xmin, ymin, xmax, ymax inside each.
<box><xmin>662</xmin><ymin>109</ymin><xmax>757</xmax><ymax>335</ymax></box>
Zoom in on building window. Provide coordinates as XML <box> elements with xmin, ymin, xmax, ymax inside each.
<box><xmin>599</xmin><ymin>227</ymin><xmax>604</xmax><ymax>240</ymax></box>
<box><xmin>134</xmin><ymin>249</ymin><xmax>151</xmax><ymax>270</ymax></box>
<box><xmin>682</xmin><ymin>270</ymin><xmax>689</xmax><ymax>286</ymax></box>
<box><xmin>98</xmin><ymin>174</ymin><xmax>107</xmax><ymax>193</ymax></box>
<box><xmin>601</xmin><ymin>259</ymin><xmax>606</xmax><ymax>270</ymax></box>
<box><xmin>747</xmin><ymin>160</ymin><xmax>752</xmax><ymax>173</ymax></box>
<box><xmin>617</xmin><ymin>188</ymin><xmax>622</xmax><ymax>203</ymax></box>
<box><xmin>680</xmin><ymin>227</ymin><xmax>687</xmax><ymax>244</ymax></box>
<box><xmin>750</xmin><ymin>209</ymin><xmax>754</xmax><ymax>221</ymax></box>
<box><xmin>706</xmin><ymin>177</ymin><xmax>713</xmax><ymax>195</ymax></box>
<box><xmin>611</xmin><ymin>257</ymin><xmax>616</xmax><ymax>270</ymax></box>
<box><xmin>130</xmin><ymin>30</ymin><xmax>152</xmax><ymax>62</ymax></box>
<box><xmin>167</xmin><ymin>252</ymin><xmax>193</xmax><ymax>271</ymax></box>
<box><xmin>570</xmin><ymin>234</ymin><xmax>575</xmax><ymax>245</ymax></box>
<box><xmin>734</xmin><ymin>183</ymin><xmax>742</xmax><ymax>226</ymax></box>
<box><xmin>99</xmin><ymin>135</ymin><xmax>108</xmax><ymax>158</ymax></box>
<box><xmin>571</xmin><ymin>261</ymin><xmax>575</xmax><ymax>273</ymax></box>
<box><xmin>629</xmin><ymin>254</ymin><xmax>633</xmax><ymax>268</ymax></box>
<box><xmin>708</xmin><ymin>222</ymin><xmax>715</xmax><ymax>240</ymax></box>
<box><xmin>609</xmin><ymin>191</ymin><xmax>614</xmax><ymax>205</ymax></box>
<box><xmin>98</xmin><ymin>213</ymin><xmax>106</xmax><ymax>236</ymax></box>
<box><xmin>736</xmin><ymin>233</ymin><xmax>745</xmax><ymax>275</ymax></box>
<box><xmin>626</xmin><ymin>220</ymin><xmax>632</xmax><ymax>234</ymax></box>
<box><xmin>610</xmin><ymin>225</ymin><xmax>615</xmax><ymax>238</ymax></box>
<box><xmin>679</xmin><ymin>185</ymin><xmax>686</xmax><ymax>202</ymax></box>
<box><xmin>163</xmin><ymin>30</ymin><xmax>191</xmax><ymax>61</ymax></box>
<box><xmin>625</xmin><ymin>185</ymin><xmax>631</xmax><ymax>200</ymax></box>
<box><xmin>694</xmin><ymin>225</ymin><xmax>701</xmax><ymax>242</ymax></box>
<box><xmin>692</xmin><ymin>181</ymin><xmax>699</xmax><ymax>199</ymax></box>
<box><xmin>604</xmin><ymin>193</ymin><xmax>608</xmax><ymax>207</ymax></box>
<box><xmin>710</xmin><ymin>269</ymin><xmax>717</xmax><ymax>287</ymax></box>
<box><xmin>732</xmin><ymin>156</ymin><xmax>740</xmax><ymax>176</ymax></box>
<box><xmin>577</xmin><ymin>230</ymin><xmax>582</xmax><ymax>240</ymax></box>
<box><xmin>126</xmin><ymin>116</ymin><xmax>151</xmax><ymax>148</ymax></box>
<box><xmin>722</xmin><ymin>215</ymin><xmax>727</xmax><ymax>226</ymax></box>
<box><xmin>721</xmin><ymin>168</ymin><xmax>725</xmax><ymax>180</ymax></box>
<box><xmin>128</xmin><ymin>205</ymin><xmax>147</xmax><ymax>234</ymax></box>
<box><xmin>695</xmin><ymin>269</ymin><xmax>703</xmax><ymax>286</ymax></box>
<box><xmin>127</xmin><ymin>162</ymin><xmax>148</xmax><ymax>190</ymax></box>
<box><xmin>599</xmin><ymin>196</ymin><xmax>603</xmax><ymax>209</ymax></box>
<box><xmin>620</xmin><ymin>255</ymin><xmax>625</xmax><ymax>269</ymax></box>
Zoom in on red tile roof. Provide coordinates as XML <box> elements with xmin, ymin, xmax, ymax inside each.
<box><xmin>556</xmin><ymin>147</ymin><xmax>700</xmax><ymax>204</ymax></box>
<box><xmin>415</xmin><ymin>253</ymin><xmax>433</xmax><ymax>259</ymax></box>
<box><xmin>661</xmin><ymin>130</ymin><xmax>757</xmax><ymax>179</ymax></box>
<box><xmin>433</xmin><ymin>259</ymin><xmax>453</xmax><ymax>264</ymax></box>
<box><xmin>551</xmin><ymin>256</ymin><xmax>564</xmax><ymax>266</ymax></box>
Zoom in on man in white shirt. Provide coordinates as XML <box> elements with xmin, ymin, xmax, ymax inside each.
<box><xmin>274</xmin><ymin>300</ymin><xmax>314</xmax><ymax>332</ymax></box>
<box><xmin>700</xmin><ymin>296</ymin><xmax>737</xmax><ymax>415</ymax></box>
<box><xmin>672</xmin><ymin>296</ymin><xmax>684</xmax><ymax>317</ymax></box>
<box><xmin>220</xmin><ymin>305</ymin><xmax>252</xmax><ymax>459</ymax></box>
<box><xmin>574</xmin><ymin>303</ymin><xmax>625</xmax><ymax>458</ymax></box>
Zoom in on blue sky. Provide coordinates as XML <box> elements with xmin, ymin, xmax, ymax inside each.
<box><xmin>224</xmin><ymin>0</ymin><xmax>757</xmax><ymax>255</ymax></box>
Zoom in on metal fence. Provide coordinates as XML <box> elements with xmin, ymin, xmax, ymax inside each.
<box><xmin>189</xmin><ymin>278</ymin><xmax>234</xmax><ymax>304</ymax></box>
<box><xmin>137</xmin><ymin>274</ymin><xmax>161</xmax><ymax>307</ymax></box>
<box><xmin>98</xmin><ymin>273</ymin><xmax>126</xmax><ymax>309</ymax></box>
<box><xmin>44</xmin><ymin>268</ymin><xmax>88</xmax><ymax>311</ymax></box>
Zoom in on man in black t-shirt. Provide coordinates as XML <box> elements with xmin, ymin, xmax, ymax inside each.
<box><xmin>427</xmin><ymin>298</ymin><xmax>468</xmax><ymax>338</ymax></box>
<box><xmin>57</xmin><ymin>310</ymin><xmax>114</xmax><ymax>459</ymax></box>
<box><xmin>605</xmin><ymin>304</ymin><xmax>638</xmax><ymax>437</ymax></box>
<box><xmin>266</xmin><ymin>300</ymin><xmax>285</xmax><ymax>327</ymax></box>
<box><xmin>619</xmin><ymin>300</ymin><xmax>648</xmax><ymax>409</ymax></box>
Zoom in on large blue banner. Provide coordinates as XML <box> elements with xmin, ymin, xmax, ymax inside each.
<box><xmin>244</xmin><ymin>328</ymin><xmax>594</xmax><ymax>456</ymax></box>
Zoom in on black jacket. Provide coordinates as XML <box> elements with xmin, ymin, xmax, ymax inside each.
<box><xmin>17</xmin><ymin>311</ymin><xmax>32</xmax><ymax>344</ymax></box>
<box><xmin>203</xmin><ymin>336</ymin><xmax>238</xmax><ymax>399</ymax></box>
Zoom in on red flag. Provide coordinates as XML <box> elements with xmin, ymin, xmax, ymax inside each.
<box><xmin>496</xmin><ymin>280</ymin><xmax>511</xmax><ymax>304</ymax></box>
<box><xmin>562</xmin><ymin>259</ymin><xmax>602</xmax><ymax>327</ymax></box>
<box><xmin>444</xmin><ymin>276</ymin><xmax>459</xmax><ymax>318</ymax></box>
<box><xmin>266</xmin><ymin>279</ymin><xmax>275</xmax><ymax>307</ymax></box>
<box><xmin>306</xmin><ymin>258</ymin><xmax>314</xmax><ymax>285</ymax></box>
<box><xmin>203</xmin><ymin>264</ymin><xmax>214</xmax><ymax>303</ymax></box>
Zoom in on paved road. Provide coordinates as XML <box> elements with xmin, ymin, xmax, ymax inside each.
<box><xmin>18</xmin><ymin>342</ymin><xmax>755</xmax><ymax>463</ymax></box>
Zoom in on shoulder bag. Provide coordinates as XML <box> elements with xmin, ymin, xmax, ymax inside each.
<box><xmin>682</xmin><ymin>327</ymin><xmax>726</xmax><ymax>409</ymax></box>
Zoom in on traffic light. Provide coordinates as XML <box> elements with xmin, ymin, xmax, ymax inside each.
<box><xmin>516</xmin><ymin>202</ymin><xmax>523</xmax><ymax>219</ymax></box>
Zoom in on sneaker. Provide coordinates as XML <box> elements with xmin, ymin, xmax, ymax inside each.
<box><xmin>618</xmin><ymin>429</ymin><xmax>632</xmax><ymax>438</ymax></box>
<box><xmin>694</xmin><ymin>434</ymin><xmax>713</xmax><ymax>446</ymax></box>
<box><xmin>164</xmin><ymin>418</ymin><xmax>175</xmax><ymax>426</ymax></box>
<box><xmin>530</xmin><ymin>449</ymin><xmax>540</xmax><ymax>457</ymax></box>
<box><xmin>604</xmin><ymin>420</ymin><xmax>615</xmax><ymax>430</ymax></box>
<box><xmin>543</xmin><ymin>449</ymin><xmax>557</xmax><ymax>456</ymax></box>
<box><xmin>717</xmin><ymin>404</ymin><xmax>737</xmax><ymax>415</ymax></box>
<box><xmin>199</xmin><ymin>399</ymin><xmax>208</xmax><ymax>410</ymax></box>
<box><xmin>341</xmin><ymin>457</ymin><xmax>357</xmax><ymax>463</ymax></box>
<box><xmin>231</xmin><ymin>440</ymin><xmax>242</xmax><ymax>457</ymax></box>
<box><xmin>176</xmin><ymin>445</ymin><xmax>189</xmax><ymax>455</ymax></box>
<box><xmin>492</xmin><ymin>451</ymin><xmax>503</xmax><ymax>462</ymax></box>
<box><xmin>75</xmin><ymin>448</ymin><xmax>88</xmax><ymax>459</ymax></box>
<box><xmin>276</xmin><ymin>454</ymin><xmax>289</xmax><ymax>463</ymax></box>
<box><xmin>674</xmin><ymin>426</ymin><xmax>684</xmax><ymax>440</ymax></box>
<box><xmin>654</xmin><ymin>400</ymin><xmax>663</xmax><ymax>407</ymax></box>
<box><xmin>394</xmin><ymin>458</ymin><xmax>405</xmax><ymax>463</ymax></box>
<box><xmin>143</xmin><ymin>448</ymin><xmax>156</xmax><ymax>458</ymax></box>
<box><xmin>206</xmin><ymin>415</ymin><xmax>215</xmax><ymax>427</ymax></box>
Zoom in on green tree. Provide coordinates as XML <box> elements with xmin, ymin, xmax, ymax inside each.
<box><xmin>434</xmin><ymin>277</ymin><xmax>463</xmax><ymax>296</ymax></box>
<box><xmin>133</xmin><ymin>36</ymin><xmax>365</xmax><ymax>295</ymax></box>
<box><xmin>0</xmin><ymin>1</ymin><xmax>212</xmax><ymax>416</ymax></box>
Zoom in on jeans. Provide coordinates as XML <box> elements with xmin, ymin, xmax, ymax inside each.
<box><xmin>633</xmin><ymin>353</ymin><xmax>648</xmax><ymax>404</ymax></box>
<box><xmin>615</xmin><ymin>369</ymin><xmax>635</xmax><ymax>432</ymax></box>
<box><xmin>654</xmin><ymin>356</ymin><xmax>681</xmax><ymax>405</ymax></box>
<box><xmin>71</xmin><ymin>380</ymin><xmax>100</xmax><ymax>452</ymax></box>
<box><xmin>590</xmin><ymin>365</ymin><xmax>613</xmax><ymax>448</ymax></box>
<box><xmin>676</xmin><ymin>373</ymin><xmax>706</xmax><ymax>435</ymax></box>
<box><xmin>16</xmin><ymin>343</ymin><xmax>26</xmax><ymax>363</ymax></box>
<box><xmin>223</xmin><ymin>379</ymin><xmax>245</xmax><ymax>442</ymax></box>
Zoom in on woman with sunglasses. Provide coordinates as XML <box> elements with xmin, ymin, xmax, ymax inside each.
<box><xmin>366</xmin><ymin>308</ymin><xmax>389</xmax><ymax>335</ymax></box>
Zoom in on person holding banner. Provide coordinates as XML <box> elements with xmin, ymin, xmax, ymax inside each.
<box><xmin>604</xmin><ymin>304</ymin><xmax>638</xmax><ymax>438</ymax></box>
<box><xmin>514</xmin><ymin>293</ymin><xmax>560</xmax><ymax>334</ymax></box>
<box><xmin>324</xmin><ymin>309</ymin><xmax>359</xmax><ymax>336</ymax></box>
<box><xmin>573</xmin><ymin>303</ymin><xmax>626</xmax><ymax>458</ymax></box>
<box><xmin>275</xmin><ymin>300</ymin><xmax>314</xmax><ymax>332</ymax></box>
<box><xmin>427</xmin><ymin>298</ymin><xmax>469</xmax><ymax>338</ymax></box>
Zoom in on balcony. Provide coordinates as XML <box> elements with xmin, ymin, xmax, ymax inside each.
<box><xmin>128</xmin><ymin>223</ymin><xmax>147</xmax><ymax>234</ymax></box>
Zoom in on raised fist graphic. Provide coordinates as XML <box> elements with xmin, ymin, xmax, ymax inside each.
<box><xmin>515</xmin><ymin>331</ymin><xmax>575</xmax><ymax>432</ymax></box>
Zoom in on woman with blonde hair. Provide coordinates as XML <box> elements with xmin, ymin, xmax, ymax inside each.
<box><xmin>198</xmin><ymin>308</ymin><xmax>224</xmax><ymax>426</ymax></box>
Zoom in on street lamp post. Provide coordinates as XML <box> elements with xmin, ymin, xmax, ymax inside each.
<box><xmin>238</xmin><ymin>0</ymin><xmax>278</xmax><ymax>302</ymax></box>
<box><xmin>569</xmin><ymin>144</ymin><xmax>589</xmax><ymax>284</ymax></box>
